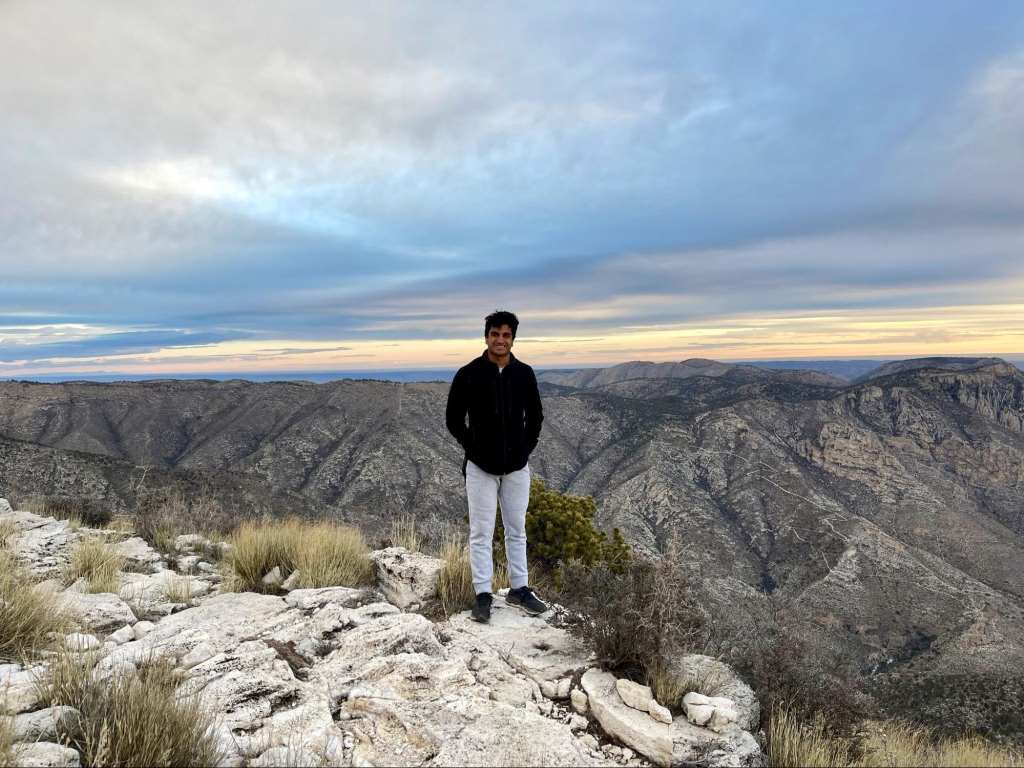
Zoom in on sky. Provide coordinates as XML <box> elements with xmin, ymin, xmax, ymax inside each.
<box><xmin>2</xmin><ymin>1</ymin><xmax>1024</xmax><ymax>376</ymax></box>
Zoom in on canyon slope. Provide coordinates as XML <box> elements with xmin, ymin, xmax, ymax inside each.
<box><xmin>1</xmin><ymin>357</ymin><xmax>1022</xmax><ymax>727</ymax></box>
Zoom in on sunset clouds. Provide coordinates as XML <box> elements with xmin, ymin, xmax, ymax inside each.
<box><xmin>2</xmin><ymin>1</ymin><xmax>1023</xmax><ymax>375</ymax></box>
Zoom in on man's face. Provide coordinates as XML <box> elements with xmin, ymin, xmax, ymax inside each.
<box><xmin>486</xmin><ymin>324</ymin><xmax>514</xmax><ymax>359</ymax></box>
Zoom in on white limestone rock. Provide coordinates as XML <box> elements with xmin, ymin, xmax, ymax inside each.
<box><xmin>262</xmin><ymin>566</ymin><xmax>283</xmax><ymax>588</ymax></box>
<box><xmin>10</xmin><ymin>706</ymin><xmax>82</xmax><ymax>743</ymax></box>
<box><xmin>64</xmin><ymin>633</ymin><xmax>100</xmax><ymax>652</ymax></box>
<box><xmin>59</xmin><ymin>590</ymin><xmax>137</xmax><ymax>633</ymax></box>
<box><xmin>283</xmin><ymin>586</ymin><xmax>367</xmax><ymax>612</ymax></box>
<box><xmin>10</xmin><ymin>742</ymin><xmax>81</xmax><ymax>767</ymax></box>
<box><xmin>556</xmin><ymin>677</ymin><xmax>572</xmax><ymax>699</ymax></box>
<box><xmin>648</xmin><ymin>698</ymin><xmax>673</xmax><ymax>725</ymax></box>
<box><xmin>448</xmin><ymin>598</ymin><xmax>592</xmax><ymax>686</ymax></box>
<box><xmin>584</xmin><ymin>668</ymin><xmax>673</xmax><ymax>766</ymax></box>
<box><xmin>132</xmin><ymin>620</ymin><xmax>156</xmax><ymax>639</ymax></box>
<box><xmin>369</xmin><ymin>547</ymin><xmax>444</xmax><ymax>611</ymax></box>
<box><xmin>112</xmin><ymin>537</ymin><xmax>163</xmax><ymax>573</ymax></box>
<box><xmin>672</xmin><ymin>654</ymin><xmax>760</xmax><ymax>731</ymax></box>
<box><xmin>0</xmin><ymin>668</ymin><xmax>45</xmax><ymax>714</ymax></box>
<box><xmin>571</xmin><ymin>688</ymin><xmax>590</xmax><ymax>715</ymax></box>
<box><xmin>280</xmin><ymin>569</ymin><xmax>302</xmax><ymax>591</ymax></box>
<box><xmin>584</xmin><ymin>668</ymin><xmax>763</xmax><ymax>768</ymax></box>
<box><xmin>0</xmin><ymin>510</ymin><xmax>83</xmax><ymax>579</ymax></box>
<box><xmin>108</xmin><ymin>625</ymin><xmax>135</xmax><ymax>645</ymax></box>
<box><xmin>616</xmin><ymin>678</ymin><xmax>654</xmax><ymax>712</ymax></box>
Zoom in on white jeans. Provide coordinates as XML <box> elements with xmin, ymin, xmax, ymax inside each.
<box><xmin>466</xmin><ymin>459</ymin><xmax>531</xmax><ymax>594</ymax></box>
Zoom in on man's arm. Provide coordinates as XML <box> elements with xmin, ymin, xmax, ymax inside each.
<box><xmin>445</xmin><ymin>368</ymin><xmax>471</xmax><ymax>451</ymax></box>
<box><xmin>524</xmin><ymin>366</ymin><xmax>543</xmax><ymax>454</ymax></box>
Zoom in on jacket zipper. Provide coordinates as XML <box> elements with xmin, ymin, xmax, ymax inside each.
<box><xmin>498</xmin><ymin>367</ymin><xmax>508</xmax><ymax>466</ymax></box>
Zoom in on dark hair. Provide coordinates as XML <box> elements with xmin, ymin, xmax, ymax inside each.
<box><xmin>484</xmin><ymin>310</ymin><xmax>519</xmax><ymax>339</ymax></box>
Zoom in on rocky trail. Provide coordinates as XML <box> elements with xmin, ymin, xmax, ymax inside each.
<box><xmin>0</xmin><ymin>499</ymin><xmax>763</xmax><ymax>767</ymax></box>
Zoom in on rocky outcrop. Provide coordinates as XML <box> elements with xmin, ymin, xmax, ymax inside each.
<box><xmin>369</xmin><ymin>547</ymin><xmax>444</xmax><ymax>610</ymax></box>
<box><xmin>583</xmin><ymin>669</ymin><xmax>763</xmax><ymax>768</ymax></box>
<box><xmin>1</xmin><ymin>501</ymin><xmax>766</xmax><ymax>767</ymax></box>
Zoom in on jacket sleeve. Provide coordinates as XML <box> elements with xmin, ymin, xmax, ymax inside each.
<box><xmin>445</xmin><ymin>368</ymin><xmax>471</xmax><ymax>451</ymax></box>
<box><xmin>525</xmin><ymin>366</ymin><xmax>543</xmax><ymax>454</ymax></box>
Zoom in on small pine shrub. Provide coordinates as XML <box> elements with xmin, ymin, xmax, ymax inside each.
<box><xmin>0</xmin><ymin>550</ymin><xmax>74</xmax><ymax>663</ymax></box>
<box><xmin>62</xmin><ymin>538</ymin><xmax>124</xmax><ymax>594</ymax></box>
<box><xmin>492</xmin><ymin>478</ymin><xmax>633</xmax><ymax>574</ymax></box>
<box><xmin>44</xmin><ymin>649</ymin><xmax>224</xmax><ymax>767</ymax></box>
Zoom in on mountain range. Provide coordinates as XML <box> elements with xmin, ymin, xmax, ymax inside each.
<box><xmin>1</xmin><ymin>355</ymin><xmax>1022</xmax><ymax>736</ymax></box>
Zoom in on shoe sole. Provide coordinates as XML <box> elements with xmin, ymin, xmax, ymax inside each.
<box><xmin>505</xmin><ymin>598</ymin><xmax>545</xmax><ymax>616</ymax></box>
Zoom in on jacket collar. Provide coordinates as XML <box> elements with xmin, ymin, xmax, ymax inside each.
<box><xmin>479</xmin><ymin>350</ymin><xmax>517</xmax><ymax>370</ymax></box>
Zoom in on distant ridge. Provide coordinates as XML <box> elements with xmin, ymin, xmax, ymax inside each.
<box><xmin>536</xmin><ymin>358</ymin><xmax>846</xmax><ymax>388</ymax></box>
<box><xmin>853</xmin><ymin>356</ymin><xmax>1013</xmax><ymax>383</ymax></box>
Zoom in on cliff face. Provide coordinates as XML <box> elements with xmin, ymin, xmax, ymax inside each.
<box><xmin>1</xmin><ymin>359</ymin><xmax>1022</xmax><ymax>698</ymax></box>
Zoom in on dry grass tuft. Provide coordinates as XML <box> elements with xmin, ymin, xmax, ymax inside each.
<box><xmin>436</xmin><ymin>534</ymin><xmax>476</xmax><ymax>617</ymax></box>
<box><xmin>43</xmin><ymin>649</ymin><xmax>224</xmax><ymax>767</ymax></box>
<box><xmin>292</xmin><ymin>522</ymin><xmax>375</xmax><ymax>589</ymax></box>
<box><xmin>62</xmin><ymin>538</ymin><xmax>124</xmax><ymax>594</ymax></box>
<box><xmin>224</xmin><ymin>518</ymin><xmax>373</xmax><ymax>593</ymax></box>
<box><xmin>767</xmin><ymin>705</ymin><xmax>1024</xmax><ymax>768</ymax></box>
<box><xmin>390</xmin><ymin>514</ymin><xmax>422</xmax><ymax>552</ymax></box>
<box><xmin>857</xmin><ymin>720</ymin><xmax>1024</xmax><ymax>767</ymax></box>
<box><xmin>768</xmin><ymin>703</ymin><xmax>853</xmax><ymax>768</ymax></box>
<box><xmin>0</xmin><ymin>550</ymin><xmax>74</xmax><ymax>663</ymax></box>
<box><xmin>0</xmin><ymin>519</ymin><xmax>16</xmax><ymax>548</ymax></box>
<box><xmin>162</xmin><ymin>575</ymin><xmax>195</xmax><ymax>604</ymax></box>
<box><xmin>0</xmin><ymin>711</ymin><xmax>13</xmax><ymax>765</ymax></box>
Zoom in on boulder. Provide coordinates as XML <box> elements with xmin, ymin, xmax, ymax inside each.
<box><xmin>583</xmin><ymin>668</ymin><xmax>763</xmax><ymax>768</ymax></box>
<box><xmin>616</xmin><ymin>678</ymin><xmax>654</xmax><ymax>711</ymax></box>
<box><xmin>648</xmin><ymin>699</ymin><xmax>673</xmax><ymax>725</ymax></box>
<box><xmin>683</xmin><ymin>692</ymin><xmax>740</xmax><ymax>734</ymax></box>
<box><xmin>108</xmin><ymin>625</ymin><xmax>135</xmax><ymax>645</ymax></box>
<box><xmin>64</xmin><ymin>633</ymin><xmax>100</xmax><ymax>652</ymax></box>
<box><xmin>369</xmin><ymin>547</ymin><xmax>444</xmax><ymax>611</ymax></box>
<box><xmin>583</xmin><ymin>668</ymin><xmax>673</xmax><ymax>766</ymax></box>
<box><xmin>10</xmin><ymin>742</ymin><xmax>81</xmax><ymax>767</ymax></box>
<box><xmin>671</xmin><ymin>654</ymin><xmax>760</xmax><ymax>731</ymax></box>
<box><xmin>59</xmin><ymin>590</ymin><xmax>137</xmax><ymax>633</ymax></box>
<box><xmin>0</xmin><ymin>667</ymin><xmax>45</xmax><ymax>714</ymax></box>
<box><xmin>10</xmin><ymin>706</ymin><xmax>81</xmax><ymax>743</ymax></box>
<box><xmin>0</xmin><ymin>511</ymin><xmax>83</xmax><ymax>579</ymax></box>
<box><xmin>571</xmin><ymin>688</ymin><xmax>590</xmax><ymax>715</ymax></box>
<box><xmin>112</xmin><ymin>537</ymin><xmax>163</xmax><ymax>573</ymax></box>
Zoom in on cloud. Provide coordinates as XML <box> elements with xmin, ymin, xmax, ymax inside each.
<box><xmin>2</xmin><ymin>1</ymin><xmax>1023</xmax><ymax>369</ymax></box>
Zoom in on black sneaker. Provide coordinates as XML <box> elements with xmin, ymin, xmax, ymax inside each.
<box><xmin>471</xmin><ymin>592</ymin><xmax>493</xmax><ymax>623</ymax></box>
<box><xmin>506</xmin><ymin>586</ymin><xmax>548</xmax><ymax>615</ymax></box>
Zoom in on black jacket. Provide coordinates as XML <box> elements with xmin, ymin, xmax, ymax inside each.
<box><xmin>445</xmin><ymin>351</ymin><xmax>543</xmax><ymax>476</ymax></box>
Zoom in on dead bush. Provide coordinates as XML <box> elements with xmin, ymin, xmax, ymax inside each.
<box><xmin>556</xmin><ymin>552</ymin><xmax>707</xmax><ymax>681</ymax></box>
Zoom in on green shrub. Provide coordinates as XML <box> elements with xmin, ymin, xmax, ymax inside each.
<box><xmin>493</xmin><ymin>478</ymin><xmax>632</xmax><ymax>573</ymax></box>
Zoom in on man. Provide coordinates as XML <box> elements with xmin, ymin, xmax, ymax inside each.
<box><xmin>446</xmin><ymin>309</ymin><xmax>547</xmax><ymax>623</ymax></box>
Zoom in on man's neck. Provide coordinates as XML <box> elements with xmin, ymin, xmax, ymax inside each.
<box><xmin>486</xmin><ymin>350</ymin><xmax>510</xmax><ymax>367</ymax></box>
